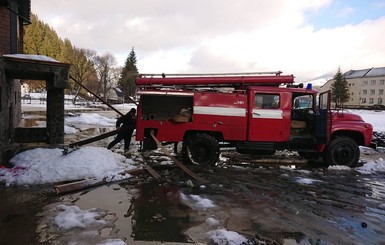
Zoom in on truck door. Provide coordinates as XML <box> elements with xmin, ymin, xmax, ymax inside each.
<box><xmin>315</xmin><ymin>91</ymin><xmax>331</xmax><ymax>144</ymax></box>
<box><xmin>248</xmin><ymin>92</ymin><xmax>290</xmax><ymax>141</ymax></box>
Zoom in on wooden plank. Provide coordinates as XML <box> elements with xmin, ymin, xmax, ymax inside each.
<box><xmin>54</xmin><ymin>169</ymin><xmax>141</xmax><ymax>194</ymax></box>
<box><xmin>54</xmin><ymin>178</ymin><xmax>107</xmax><ymax>194</ymax></box>
<box><xmin>150</xmin><ymin>131</ymin><xmax>208</xmax><ymax>184</ymax></box>
<box><xmin>142</xmin><ymin>164</ymin><xmax>164</xmax><ymax>182</ymax></box>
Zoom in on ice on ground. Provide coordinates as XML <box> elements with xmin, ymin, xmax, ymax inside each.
<box><xmin>207</xmin><ymin>229</ymin><xmax>248</xmax><ymax>245</ymax></box>
<box><xmin>356</xmin><ymin>158</ymin><xmax>385</xmax><ymax>174</ymax></box>
<box><xmin>0</xmin><ymin>146</ymin><xmax>136</xmax><ymax>186</ymax></box>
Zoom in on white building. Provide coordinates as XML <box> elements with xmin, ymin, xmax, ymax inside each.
<box><xmin>320</xmin><ymin>67</ymin><xmax>385</xmax><ymax>109</ymax></box>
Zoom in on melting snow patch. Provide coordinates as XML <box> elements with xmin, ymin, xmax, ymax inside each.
<box><xmin>207</xmin><ymin>229</ymin><xmax>248</xmax><ymax>245</ymax></box>
<box><xmin>65</xmin><ymin>113</ymin><xmax>115</xmax><ymax>127</ymax></box>
<box><xmin>206</xmin><ymin>217</ymin><xmax>221</xmax><ymax>227</ymax></box>
<box><xmin>54</xmin><ymin>204</ymin><xmax>105</xmax><ymax>230</ymax></box>
<box><xmin>356</xmin><ymin>158</ymin><xmax>385</xmax><ymax>174</ymax></box>
<box><xmin>360</xmin><ymin>146</ymin><xmax>378</xmax><ymax>155</ymax></box>
<box><xmin>295</xmin><ymin>177</ymin><xmax>323</xmax><ymax>185</ymax></box>
<box><xmin>180</xmin><ymin>193</ymin><xmax>215</xmax><ymax>210</ymax></box>
<box><xmin>328</xmin><ymin>165</ymin><xmax>351</xmax><ymax>171</ymax></box>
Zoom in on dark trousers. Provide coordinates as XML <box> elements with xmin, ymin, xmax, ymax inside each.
<box><xmin>107</xmin><ymin>128</ymin><xmax>134</xmax><ymax>150</ymax></box>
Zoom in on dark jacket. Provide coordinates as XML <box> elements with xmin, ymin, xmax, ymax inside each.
<box><xmin>116</xmin><ymin>113</ymin><xmax>136</xmax><ymax>130</ymax></box>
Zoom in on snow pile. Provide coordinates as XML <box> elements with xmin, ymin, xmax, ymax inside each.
<box><xmin>65</xmin><ymin>113</ymin><xmax>116</xmax><ymax>127</ymax></box>
<box><xmin>0</xmin><ymin>146</ymin><xmax>136</xmax><ymax>186</ymax></box>
<box><xmin>207</xmin><ymin>229</ymin><xmax>248</xmax><ymax>245</ymax></box>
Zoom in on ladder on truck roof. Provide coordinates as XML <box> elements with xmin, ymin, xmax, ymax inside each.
<box><xmin>136</xmin><ymin>71</ymin><xmax>294</xmax><ymax>88</ymax></box>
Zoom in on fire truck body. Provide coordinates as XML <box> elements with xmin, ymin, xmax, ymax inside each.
<box><xmin>135</xmin><ymin>72</ymin><xmax>374</xmax><ymax>167</ymax></box>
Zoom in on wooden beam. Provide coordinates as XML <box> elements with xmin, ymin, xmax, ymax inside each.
<box><xmin>150</xmin><ymin>131</ymin><xmax>208</xmax><ymax>184</ymax></box>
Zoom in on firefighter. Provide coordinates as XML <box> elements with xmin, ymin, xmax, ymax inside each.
<box><xmin>107</xmin><ymin>108</ymin><xmax>136</xmax><ymax>152</ymax></box>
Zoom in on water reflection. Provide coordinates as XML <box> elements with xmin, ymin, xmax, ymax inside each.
<box><xmin>130</xmin><ymin>183</ymin><xmax>193</xmax><ymax>242</ymax></box>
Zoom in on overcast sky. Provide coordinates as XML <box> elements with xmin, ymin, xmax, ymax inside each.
<box><xmin>31</xmin><ymin>0</ymin><xmax>385</xmax><ymax>81</ymax></box>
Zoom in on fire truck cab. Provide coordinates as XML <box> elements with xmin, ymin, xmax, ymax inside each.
<box><xmin>135</xmin><ymin>72</ymin><xmax>373</xmax><ymax>167</ymax></box>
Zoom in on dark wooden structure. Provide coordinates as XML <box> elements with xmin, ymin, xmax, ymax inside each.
<box><xmin>1</xmin><ymin>54</ymin><xmax>70</xmax><ymax>145</ymax></box>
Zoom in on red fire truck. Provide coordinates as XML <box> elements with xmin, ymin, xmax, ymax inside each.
<box><xmin>134</xmin><ymin>72</ymin><xmax>374</xmax><ymax>167</ymax></box>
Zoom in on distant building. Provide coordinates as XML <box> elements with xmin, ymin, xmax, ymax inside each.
<box><xmin>320</xmin><ymin>67</ymin><xmax>385</xmax><ymax>109</ymax></box>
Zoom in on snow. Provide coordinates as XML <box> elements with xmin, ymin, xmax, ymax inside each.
<box><xmin>0</xmin><ymin>146</ymin><xmax>135</xmax><ymax>186</ymax></box>
<box><xmin>207</xmin><ymin>229</ymin><xmax>248</xmax><ymax>245</ymax></box>
<box><xmin>347</xmin><ymin>109</ymin><xmax>385</xmax><ymax>133</ymax></box>
<box><xmin>295</xmin><ymin>177</ymin><xmax>323</xmax><ymax>185</ymax></box>
<box><xmin>356</xmin><ymin>158</ymin><xmax>385</xmax><ymax>174</ymax></box>
<box><xmin>54</xmin><ymin>204</ymin><xmax>105</xmax><ymax>230</ymax></box>
<box><xmin>65</xmin><ymin>113</ymin><xmax>116</xmax><ymax>127</ymax></box>
<box><xmin>3</xmin><ymin>54</ymin><xmax>59</xmax><ymax>63</ymax></box>
<box><xmin>180</xmin><ymin>193</ymin><xmax>216</xmax><ymax>209</ymax></box>
<box><xmin>206</xmin><ymin>217</ymin><xmax>221</xmax><ymax>227</ymax></box>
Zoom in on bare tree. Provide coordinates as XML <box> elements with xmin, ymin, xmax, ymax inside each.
<box><xmin>93</xmin><ymin>53</ymin><xmax>117</xmax><ymax>101</ymax></box>
<box><xmin>63</xmin><ymin>42</ymin><xmax>97</xmax><ymax>103</ymax></box>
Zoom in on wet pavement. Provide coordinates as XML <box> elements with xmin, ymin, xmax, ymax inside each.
<box><xmin>1</xmin><ymin>110</ymin><xmax>385</xmax><ymax>244</ymax></box>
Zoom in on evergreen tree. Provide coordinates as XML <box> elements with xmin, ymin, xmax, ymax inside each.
<box><xmin>331</xmin><ymin>67</ymin><xmax>350</xmax><ymax>109</ymax></box>
<box><xmin>118</xmin><ymin>48</ymin><xmax>138</xmax><ymax>100</ymax></box>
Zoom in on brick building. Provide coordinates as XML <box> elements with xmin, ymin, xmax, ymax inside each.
<box><xmin>0</xmin><ymin>0</ymin><xmax>70</xmax><ymax>163</ymax></box>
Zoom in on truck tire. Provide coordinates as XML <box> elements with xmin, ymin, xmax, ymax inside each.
<box><xmin>325</xmin><ymin>136</ymin><xmax>359</xmax><ymax>167</ymax></box>
<box><xmin>182</xmin><ymin>133</ymin><xmax>220</xmax><ymax>167</ymax></box>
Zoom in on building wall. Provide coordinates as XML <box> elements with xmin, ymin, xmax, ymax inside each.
<box><xmin>0</xmin><ymin>7</ymin><xmax>11</xmax><ymax>54</ymax></box>
<box><xmin>0</xmin><ymin>1</ymin><xmax>25</xmax><ymax>162</ymax></box>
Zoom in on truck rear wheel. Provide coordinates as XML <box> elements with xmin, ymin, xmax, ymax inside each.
<box><xmin>325</xmin><ymin>136</ymin><xmax>359</xmax><ymax>167</ymax></box>
<box><xmin>182</xmin><ymin>133</ymin><xmax>220</xmax><ymax>167</ymax></box>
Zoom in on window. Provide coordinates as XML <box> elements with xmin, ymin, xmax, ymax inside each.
<box><xmin>371</xmin><ymin>80</ymin><xmax>376</xmax><ymax>85</ymax></box>
<box><xmin>379</xmin><ymin>89</ymin><xmax>384</xmax><ymax>95</ymax></box>
<box><xmin>363</xmin><ymin>80</ymin><xmax>368</xmax><ymax>86</ymax></box>
<box><xmin>361</xmin><ymin>98</ymin><xmax>367</xmax><ymax>104</ymax></box>
<box><xmin>363</xmin><ymin>89</ymin><xmax>367</xmax><ymax>95</ymax></box>
<box><xmin>370</xmin><ymin>89</ymin><xmax>375</xmax><ymax>95</ymax></box>
<box><xmin>378</xmin><ymin>98</ymin><xmax>383</xmax><ymax>104</ymax></box>
<box><xmin>293</xmin><ymin>94</ymin><xmax>313</xmax><ymax>109</ymax></box>
<box><xmin>369</xmin><ymin>98</ymin><xmax>374</xmax><ymax>104</ymax></box>
<box><xmin>380</xmin><ymin>80</ymin><xmax>385</xmax><ymax>85</ymax></box>
<box><xmin>255</xmin><ymin>94</ymin><xmax>280</xmax><ymax>109</ymax></box>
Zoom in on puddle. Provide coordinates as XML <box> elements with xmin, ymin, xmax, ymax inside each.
<box><xmin>74</xmin><ymin>182</ymin><xmax>195</xmax><ymax>243</ymax></box>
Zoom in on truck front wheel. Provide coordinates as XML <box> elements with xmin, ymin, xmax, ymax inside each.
<box><xmin>325</xmin><ymin>136</ymin><xmax>359</xmax><ymax>167</ymax></box>
<box><xmin>182</xmin><ymin>133</ymin><xmax>220</xmax><ymax>167</ymax></box>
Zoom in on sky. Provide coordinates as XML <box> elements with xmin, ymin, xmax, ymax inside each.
<box><xmin>30</xmin><ymin>0</ymin><xmax>385</xmax><ymax>81</ymax></box>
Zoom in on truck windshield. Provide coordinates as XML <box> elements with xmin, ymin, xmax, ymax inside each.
<box><xmin>293</xmin><ymin>95</ymin><xmax>313</xmax><ymax>109</ymax></box>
